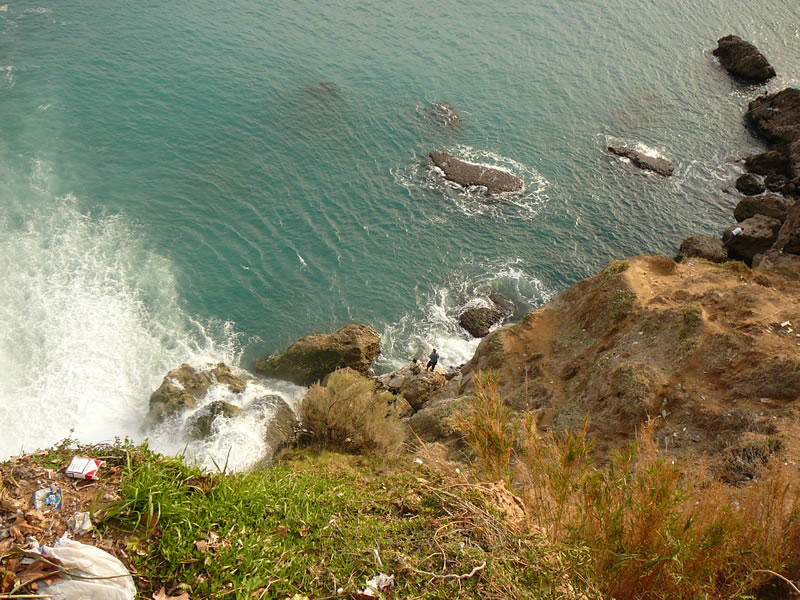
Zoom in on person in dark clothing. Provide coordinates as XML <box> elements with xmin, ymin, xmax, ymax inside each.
<box><xmin>426</xmin><ymin>348</ymin><xmax>439</xmax><ymax>371</ymax></box>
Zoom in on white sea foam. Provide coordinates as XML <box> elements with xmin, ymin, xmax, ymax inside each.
<box><xmin>375</xmin><ymin>259</ymin><xmax>553</xmax><ymax>373</ymax></box>
<box><xmin>391</xmin><ymin>145</ymin><xmax>549</xmax><ymax>219</ymax></box>
<box><xmin>0</xmin><ymin>159</ymin><xmax>263</xmax><ymax>465</ymax></box>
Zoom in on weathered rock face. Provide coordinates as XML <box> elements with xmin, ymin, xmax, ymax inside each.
<box><xmin>186</xmin><ymin>401</ymin><xmax>245</xmax><ymax>439</ymax></box>
<box><xmin>425</xmin><ymin>102</ymin><xmax>463</xmax><ymax>128</ymax></box>
<box><xmin>734</xmin><ymin>194</ymin><xmax>795</xmax><ymax>223</ymax></box>
<box><xmin>675</xmin><ymin>236</ymin><xmax>729</xmax><ymax>263</ymax></box>
<box><xmin>744</xmin><ymin>150</ymin><xmax>789</xmax><ymax>176</ymax></box>
<box><xmin>429</xmin><ymin>152</ymin><xmax>523</xmax><ymax>195</ymax></box>
<box><xmin>607</xmin><ymin>145</ymin><xmax>674</xmax><ymax>176</ymax></box>
<box><xmin>746</xmin><ymin>89</ymin><xmax>800</xmax><ymax>146</ymax></box>
<box><xmin>376</xmin><ymin>362</ymin><xmax>447</xmax><ymax>412</ymax></box>
<box><xmin>459</xmin><ymin>307</ymin><xmax>504</xmax><ymax>338</ymax></box>
<box><xmin>723</xmin><ymin>214</ymin><xmax>783</xmax><ymax>263</ymax></box>
<box><xmin>488</xmin><ymin>292</ymin><xmax>516</xmax><ymax>316</ymax></box>
<box><xmin>735</xmin><ymin>173</ymin><xmax>765</xmax><ymax>196</ymax></box>
<box><xmin>406</xmin><ymin>394</ymin><xmax>474</xmax><ymax>450</ymax></box>
<box><xmin>713</xmin><ymin>35</ymin><xmax>776</xmax><ymax>82</ymax></box>
<box><xmin>254</xmin><ymin>324</ymin><xmax>381</xmax><ymax>386</ymax></box>
<box><xmin>148</xmin><ymin>363</ymin><xmax>247</xmax><ymax>425</ymax></box>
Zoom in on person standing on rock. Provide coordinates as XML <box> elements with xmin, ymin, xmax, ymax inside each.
<box><xmin>426</xmin><ymin>348</ymin><xmax>439</xmax><ymax>372</ymax></box>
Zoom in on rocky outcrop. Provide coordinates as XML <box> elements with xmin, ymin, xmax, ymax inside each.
<box><xmin>148</xmin><ymin>363</ymin><xmax>247</xmax><ymax>425</ymax></box>
<box><xmin>735</xmin><ymin>173</ymin><xmax>765</xmax><ymax>196</ymax></box>
<box><xmin>723</xmin><ymin>214</ymin><xmax>782</xmax><ymax>263</ymax></box>
<box><xmin>675</xmin><ymin>236</ymin><xmax>729</xmax><ymax>263</ymax></box>
<box><xmin>406</xmin><ymin>394</ymin><xmax>473</xmax><ymax>450</ymax></box>
<box><xmin>459</xmin><ymin>307</ymin><xmax>504</xmax><ymax>338</ymax></box>
<box><xmin>607</xmin><ymin>145</ymin><xmax>674</xmax><ymax>176</ymax></box>
<box><xmin>734</xmin><ymin>194</ymin><xmax>795</xmax><ymax>223</ymax></box>
<box><xmin>186</xmin><ymin>401</ymin><xmax>244</xmax><ymax>439</ymax></box>
<box><xmin>254</xmin><ymin>324</ymin><xmax>381</xmax><ymax>386</ymax></box>
<box><xmin>248</xmin><ymin>395</ymin><xmax>299</xmax><ymax>465</ymax></box>
<box><xmin>429</xmin><ymin>152</ymin><xmax>523</xmax><ymax>195</ymax></box>
<box><xmin>712</xmin><ymin>35</ymin><xmax>775</xmax><ymax>83</ymax></box>
<box><xmin>376</xmin><ymin>362</ymin><xmax>446</xmax><ymax>412</ymax></box>
<box><xmin>745</xmin><ymin>89</ymin><xmax>800</xmax><ymax>181</ymax></box>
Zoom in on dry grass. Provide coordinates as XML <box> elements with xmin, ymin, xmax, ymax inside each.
<box><xmin>301</xmin><ymin>369</ymin><xmax>405</xmax><ymax>454</ymax></box>
<box><xmin>459</xmin><ymin>372</ymin><xmax>800</xmax><ymax>599</ymax></box>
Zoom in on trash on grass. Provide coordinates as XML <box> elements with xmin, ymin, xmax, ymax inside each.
<box><xmin>37</xmin><ymin>534</ymin><xmax>136</xmax><ymax>600</ymax></box>
<box><xmin>67</xmin><ymin>512</ymin><xmax>93</xmax><ymax>535</ymax></box>
<box><xmin>357</xmin><ymin>573</ymin><xmax>394</xmax><ymax>599</ymax></box>
<box><xmin>31</xmin><ymin>486</ymin><xmax>63</xmax><ymax>510</ymax></box>
<box><xmin>65</xmin><ymin>457</ymin><xmax>102</xmax><ymax>480</ymax></box>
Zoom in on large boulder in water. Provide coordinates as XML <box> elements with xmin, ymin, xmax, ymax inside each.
<box><xmin>713</xmin><ymin>35</ymin><xmax>776</xmax><ymax>83</ymax></box>
<box><xmin>429</xmin><ymin>152</ymin><xmax>523</xmax><ymax>195</ymax></box>
<box><xmin>607</xmin><ymin>145</ymin><xmax>674</xmax><ymax>176</ymax></box>
<box><xmin>735</xmin><ymin>173</ymin><xmax>765</xmax><ymax>196</ymax></box>
<box><xmin>186</xmin><ymin>401</ymin><xmax>245</xmax><ymax>439</ymax></box>
<box><xmin>148</xmin><ymin>363</ymin><xmax>247</xmax><ymax>425</ymax></box>
<box><xmin>248</xmin><ymin>395</ymin><xmax>299</xmax><ymax>466</ymax></box>
<box><xmin>734</xmin><ymin>194</ymin><xmax>795</xmax><ymax>223</ymax></box>
<box><xmin>376</xmin><ymin>362</ymin><xmax>447</xmax><ymax>412</ymax></box>
<box><xmin>459</xmin><ymin>307</ymin><xmax>505</xmax><ymax>338</ymax></box>
<box><xmin>723</xmin><ymin>214</ymin><xmax>782</xmax><ymax>263</ymax></box>
<box><xmin>254</xmin><ymin>324</ymin><xmax>381</xmax><ymax>386</ymax></box>
<box><xmin>746</xmin><ymin>89</ymin><xmax>800</xmax><ymax>179</ymax></box>
<box><xmin>675</xmin><ymin>236</ymin><xmax>729</xmax><ymax>264</ymax></box>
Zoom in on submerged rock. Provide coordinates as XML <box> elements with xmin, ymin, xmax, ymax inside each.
<box><xmin>254</xmin><ymin>323</ymin><xmax>381</xmax><ymax>386</ymax></box>
<box><xmin>186</xmin><ymin>401</ymin><xmax>244</xmax><ymax>439</ymax></box>
<box><xmin>713</xmin><ymin>35</ymin><xmax>776</xmax><ymax>83</ymax></box>
<box><xmin>425</xmin><ymin>102</ymin><xmax>463</xmax><ymax>128</ymax></box>
<box><xmin>429</xmin><ymin>152</ymin><xmax>523</xmax><ymax>195</ymax></box>
<box><xmin>675</xmin><ymin>236</ymin><xmax>729</xmax><ymax>264</ymax></box>
<box><xmin>607</xmin><ymin>145</ymin><xmax>674</xmax><ymax>176</ymax></box>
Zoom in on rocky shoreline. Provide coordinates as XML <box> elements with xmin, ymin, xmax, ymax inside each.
<box><xmin>143</xmin><ymin>34</ymin><xmax>800</xmax><ymax>472</ymax></box>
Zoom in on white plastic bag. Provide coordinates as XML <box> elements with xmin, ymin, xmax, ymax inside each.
<box><xmin>37</xmin><ymin>535</ymin><xmax>136</xmax><ymax>600</ymax></box>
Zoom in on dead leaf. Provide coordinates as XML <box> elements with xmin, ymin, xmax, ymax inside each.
<box><xmin>194</xmin><ymin>531</ymin><xmax>230</xmax><ymax>554</ymax></box>
<box><xmin>0</xmin><ymin>538</ymin><xmax>13</xmax><ymax>553</ymax></box>
<box><xmin>10</xmin><ymin>516</ymin><xmax>43</xmax><ymax>542</ymax></box>
<box><xmin>276</xmin><ymin>525</ymin><xmax>288</xmax><ymax>538</ymax></box>
<box><xmin>17</xmin><ymin>559</ymin><xmax>62</xmax><ymax>587</ymax></box>
<box><xmin>298</xmin><ymin>527</ymin><xmax>309</xmax><ymax>537</ymax></box>
<box><xmin>1</xmin><ymin>571</ymin><xmax>14</xmax><ymax>594</ymax></box>
<box><xmin>152</xmin><ymin>586</ymin><xmax>190</xmax><ymax>600</ymax></box>
<box><xmin>0</xmin><ymin>489</ymin><xmax>23</xmax><ymax>512</ymax></box>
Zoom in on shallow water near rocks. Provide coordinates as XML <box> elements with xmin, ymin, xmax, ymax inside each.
<box><xmin>1</xmin><ymin>0</ymin><xmax>799</xmax><ymax>466</ymax></box>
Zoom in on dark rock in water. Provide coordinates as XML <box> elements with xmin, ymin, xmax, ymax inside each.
<box><xmin>723</xmin><ymin>214</ymin><xmax>783</xmax><ymax>263</ymax></box>
<box><xmin>488</xmin><ymin>292</ymin><xmax>515</xmax><ymax>316</ymax></box>
<box><xmin>459</xmin><ymin>306</ymin><xmax>504</xmax><ymax>338</ymax></box>
<box><xmin>675</xmin><ymin>236</ymin><xmax>729</xmax><ymax>264</ymax></box>
<box><xmin>734</xmin><ymin>194</ymin><xmax>795</xmax><ymax>223</ymax></box>
<box><xmin>735</xmin><ymin>173</ymin><xmax>765</xmax><ymax>196</ymax></box>
<box><xmin>425</xmin><ymin>102</ymin><xmax>463</xmax><ymax>128</ymax></box>
<box><xmin>765</xmin><ymin>171</ymin><xmax>790</xmax><ymax>193</ymax></box>
<box><xmin>376</xmin><ymin>363</ymin><xmax>447</xmax><ymax>412</ymax></box>
<box><xmin>186</xmin><ymin>401</ymin><xmax>244</xmax><ymax>439</ymax></box>
<box><xmin>713</xmin><ymin>35</ymin><xmax>776</xmax><ymax>83</ymax></box>
<box><xmin>747</xmin><ymin>89</ymin><xmax>800</xmax><ymax>145</ymax></box>
<box><xmin>744</xmin><ymin>150</ymin><xmax>790</xmax><ymax>176</ymax></box>
<box><xmin>305</xmin><ymin>81</ymin><xmax>339</xmax><ymax>98</ymax></box>
<box><xmin>254</xmin><ymin>323</ymin><xmax>381</xmax><ymax>386</ymax></box>
<box><xmin>148</xmin><ymin>363</ymin><xmax>247</xmax><ymax>425</ymax></box>
<box><xmin>429</xmin><ymin>152</ymin><xmax>523</xmax><ymax>195</ymax></box>
<box><xmin>607</xmin><ymin>145</ymin><xmax>674</xmax><ymax>176</ymax></box>
<box><xmin>248</xmin><ymin>395</ymin><xmax>299</xmax><ymax>466</ymax></box>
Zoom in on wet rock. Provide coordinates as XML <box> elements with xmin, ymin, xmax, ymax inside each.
<box><xmin>248</xmin><ymin>395</ymin><xmax>299</xmax><ymax>465</ymax></box>
<box><xmin>148</xmin><ymin>363</ymin><xmax>246</xmax><ymax>425</ymax></box>
<box><xmin>376</xmin><ymin>363</ymin><xmax>447</xmax><ymax>412</ymax></box>
<box><xmin>734</xmin><ymin>194</ymin><xmax>795</xmax><ymax>223</ymax></box>
<box><xmin>744</xmin><ymin>150</ymin><xmax>790</xmax><ymax>176</ymax></box>
<box><xmin>425</xmin><ymin>102</ymin><xmax>463</xmax><ymax>128</ymax></box>
<box><xmin>488</xmin><ymin>292</ymin><xmax>516</xmax><ymax>316</ymax></box>
<box><xmin>723</xmin><ymin>214</ymin><xmax>783</xmax><ymax>263</ymax></box>
<box><xmin>186</xmin><ymin>401</ymin><xmax>245</xmax><ymax>439</ymax></box>
<box><xmin>735</xmin><ymin>173</ymin><xmax>765</xmax><ymax>196</ymax></box>
<box><xmin>675</xmin><ymin>236</ymin><xmax>729</xmax><ymax>263</ymax></box>
<box><xmin>254</xmin><ymin>324</ymin><xmax>381</xmax><ymax>386</ymax></box>
<box><xmin>712</xmin><ymin>35</ymin><xmax>775</xmax><ymax>83</ymax></box>
<box><xmin>429</xmin><ymin>152</ymin><xmax>523</xmax><ymax>195</ymax></box>
<box><xmin>746</xmin><ymin>89</ymin><xmax>800</xmax><ymax>146</ymax></box>
<box><xmin>764</xmin><ymin>172</ymin><xmax>789</xmax><ymax>192</ymax></box>
<box><xmin>607</xmin><ymin>145</ymin><xmax>674</xmax><ymax>176</ymax></box>
<box><xmin>305</xmin><ymin>81</ymin><xmax>339</xmax><ymax>99</ymax></box>
<box><xmin>459</xmin><ymin>306</ymin><xmax>504</xmax><ymax>338</ymax></box>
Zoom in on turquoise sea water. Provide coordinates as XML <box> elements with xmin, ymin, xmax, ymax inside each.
<box><xmin>1</xmin><ymin>0</ymin><xmax>799</xmax><ymax>465</ymax></box>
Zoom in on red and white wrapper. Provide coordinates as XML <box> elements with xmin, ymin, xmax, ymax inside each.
<box><xmin>65</xmin><ymin>456</ymin><xmax>102</xmax><ymax>480</ymax></box>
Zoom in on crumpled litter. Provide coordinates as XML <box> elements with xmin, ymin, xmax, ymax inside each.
<box><xmin>358</xmin><ymin>573</ymin><xmax>394</xmax><ymax>599</ymax></box>
<box><xmin>36</xmin><ymin>534</ymin><xmax>135</xmax><ymax>600</ymax></box>
<box><xmin>66</xmin><ymin>511</ymin><xmax>93</xmax><ymax>536</ymax></box>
